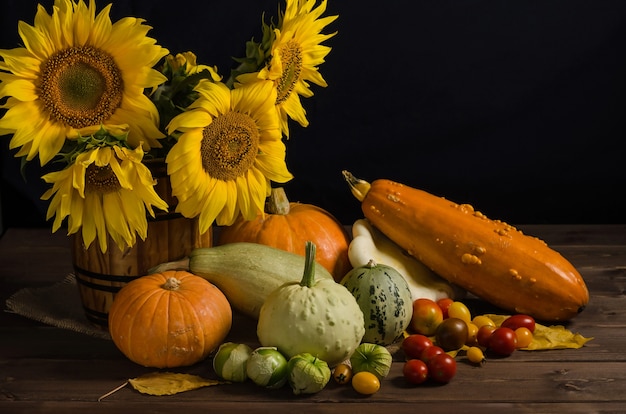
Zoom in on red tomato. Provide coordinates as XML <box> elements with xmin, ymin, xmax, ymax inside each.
<box><xmin>501</xmin><ymin>314</ymin><xmax>536</xmax><ymax>333</ymax></box>
<box><xmin>436</xmin><ymin>298</ymin><xmax>454</xmax><ymax>319</ymax></box>
<box><xmin>427</xmin><ymin>353</ymin><xmax>457</xmax><ymax>383</ymax></box>
<box><xmin>420</xmin><ymin>345</ymin><xmax>445</xmax><ymax>364</ymax></box>
<box><xmin>402</xmin><ymin>334</ymin><xmax>433</xmax><ymax>360</ymax></box>
<box><xmin>403</xmin><ymin>359</ymin><xmax>429</xmax><ymax>385</ymax></box>
<box><xmin>476</xmin><ymin>325</ymin><xmax>496</xmax><ymax>348</ymax></box>
<box><xmin>411</xmin><ymin>298</ymin><xmax>444</xmax><ymax>336</ymax></box>
<box><xmin>489</xmin><ymin>327</ymin><xmax>518</xmax><ymax>356</ymax></box>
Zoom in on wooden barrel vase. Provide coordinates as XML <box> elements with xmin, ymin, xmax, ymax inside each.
<box><xmin>71</xmin><ymin>160</ymin><xmax>212</xmax><ymax>329</ymax></box>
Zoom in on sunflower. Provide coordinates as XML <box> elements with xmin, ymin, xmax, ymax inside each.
<box><xmin>165</xmin><ymin>51</ymin><xmax>221</xmax><ymax>78</ymax></box>
<box><xmin>237</xmin><ymin>0</ymin><xmax>337</xmax><ymax>137</ymax></box>
<box><xmin>0</xmin><ymin>0</ymin><xmax>169</xmax><ymax>166</ymax></box>
<box><xmin>165</xmin><ymin>79</ymin><xmax>293</xmax><ymax>233</ymax></box>
<box><xmin>41</xmin><ymin>144</ymin><xmax>169</xmax><ymax>253</ymax></box>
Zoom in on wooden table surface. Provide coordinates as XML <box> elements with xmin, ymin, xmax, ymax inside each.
<box><xmin>1</xmin><ymin>225</ymin><xmax>626</xmax><ymax>414</ymax></box>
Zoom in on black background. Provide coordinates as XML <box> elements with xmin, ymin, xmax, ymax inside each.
<box><xmin>1</xmin><ymin>0</ymin><xmax>625</xmax><ymax>231</ymax></box>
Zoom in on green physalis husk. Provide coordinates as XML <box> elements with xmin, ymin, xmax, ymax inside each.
<box><xmin>213</xmin><ymin>342</ymin><xmax>253</xmax><ymax>382</ymax></box>
<box><xmin>287</xmin><ymin>353</ymin><xmax>331</xmax><ymax>395</ymax></box>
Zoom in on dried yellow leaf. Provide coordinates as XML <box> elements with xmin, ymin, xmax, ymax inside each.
<box><xmin>128</xmin><ymin>372</ymin><xmax>223</xmax><ymax>396</ymax></box>
<box><xmin>486</xmin><ymin>314</ymin><xmax>594</xmax><ymax>350</ymax></box>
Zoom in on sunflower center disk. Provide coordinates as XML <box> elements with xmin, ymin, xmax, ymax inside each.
<box><xmin>40</xmin><ymin>46</ymin><xmax>124</xmax><ymax>129</ymax></box>
<box><xmin>276</xmin><ymin>39</ymin><xmax>303</xmax><ymax>105</ymax></box>
<box><xmin>201</xmin><ymin>111</ymin><xmax>260</xmax><ymax>181</ymax></box>
<box><xmin>86</xmin><ymin>165</ymin><xmax>121</xmax><ymax>194</ymax></box>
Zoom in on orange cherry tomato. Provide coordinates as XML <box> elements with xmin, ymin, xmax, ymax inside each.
<box><xmin>333</xmin><ymin>363</ymin><xmax>353</xmax><ymax>385</ymax></box>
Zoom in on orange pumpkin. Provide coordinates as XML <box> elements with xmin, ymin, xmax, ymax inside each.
<box><xmin>218</xmin><ymin>187</ymin><xmax>352</xmax><ymax>281</ymax></box>
<box><xmin>108</xmin><ymin>270</ymin><xmax>232</xmax><ymax>368</ymax></box>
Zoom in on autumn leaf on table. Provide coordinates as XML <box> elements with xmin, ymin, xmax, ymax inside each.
<box><xmin>486</xmin><ymin>314</ymin><xmax>594</xmax><ymax>350</ymax></box>
<box><xmin>99</xmin><ymin>372</ymin><xmax>226</xmax><ymax>400</ymax></box>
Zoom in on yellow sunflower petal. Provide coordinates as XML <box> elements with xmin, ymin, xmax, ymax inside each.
<box><xmin>2</xmin><ymin>102</ymin><xmax>40</xmax><ymax>145</ymax></box>
<box><xmin>34</xmin><ymin>120</ymin><xmax>69</xmax><ymax>165</ymax></box>
<box><xmin>195</xmin><ymin>80</ymin><xmax>232</xmax><ymax>116</ymax></box>
<box><xmin>89</xmin><ymin>3</ymin><xmax>114</xmax><ymax>46</ymax></box>
<box><xmin>66</xmin><ymin>191</ymin><xmax>84</xmax><ymax>235</ymax></box>
<box><xmin>256</xmin><ymin>141</ymin><xmax>294</xmax><ymax>183</ymax></box>
<box><xmin>281</xmin><ymin>93</ymin><xmax>309</xmax><ymax>128</ymax></box>
<box><xmin>166</xmin><ymin>109</ymin><xmax>213</xmax><ymax>135</ymax></box>
<box><xmin>0</xmin><ymin>79</ymin><xmax>37</xmax><ymax>101</ymax></box>
<box><xmin>85</xmin><ymin>194</ymin><xmax>108</xmax><ymax>252</ymax></box>
<box><xmin>196</xmin><ymin>179</ymin><xmax>228</xmax><ymax>228</ymax></box>
<box><xmin>215</xmin><ymin>180</ymin><xmax>239</xmax><ymax>226</ymax></box>
<box><xmin>244</xmin><ymin>167</ymin><xmax>270</xmax><ymax>217</ymax></box>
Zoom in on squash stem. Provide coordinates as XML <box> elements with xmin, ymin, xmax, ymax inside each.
<box><xmin>266</xmin><ymin>187</ymin><xmax>291</xmax><ymax>215</ymax></box>
<box><xmin>342</xmin><ymin>171</ymin><xmax>371</xmax><ymax>202</ymax></box>
<box><xmin>300</xmin><ymin>241</ymin><xmax>317</xmax><ymax>288</ymax></box>
<box><xmin>163</xmin><ymin>277</ymin><xmax>181</xmax><ymax>291</ymax></box>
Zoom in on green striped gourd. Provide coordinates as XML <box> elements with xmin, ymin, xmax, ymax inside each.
<box><xmin>340</xmin><ymin>260</ymin><xmax>413</xmax><ymax>346</ymax></box>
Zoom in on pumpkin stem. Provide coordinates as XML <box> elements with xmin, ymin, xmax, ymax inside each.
<box><xmin>300</xmin><ymin>241</ymin><xmax>317</xmax><ymax>288</ymax></box>
<box><xmin>342</xmin><ymin>171</ymin><xmax>371</xmax><ymax>202</ymax></box>
<box><xmin>366</xmin><ymin>259</ymin><xmax>377</xmax><ymax>268</ymax></box>
<box><xmin>162</xmin><ymin>277</ymin><xmax>182</xmax><ymax>291</ymax></box>
<box><xmin>266</xmin><ymin>187</ymin><xmax>291</xmax><ymax>215</ymax></box>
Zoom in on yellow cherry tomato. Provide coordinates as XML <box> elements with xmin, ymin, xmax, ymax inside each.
<box><xmin>466</xmin><ymin>346</ymin><xmax>486</xmax><ymax>365</ymax></box>
<box><xmin>352</xmin><ymin>371</ymin><xmax>380</xmax><ymax>395</ymax></box>
<box><xmin>447</xmin><ymin>301</ymin><xmax>472</xmax><ymax>324</ymax></box>
<box><xmin>333</xmin><ymin>363</ymin><xmax>353</xmax><ymax>385</ymax></box>
<box><xmin>515</xmin><ymin>327</ymin><xmax>534</xmax><ymax>348</ymax></box>
<box><xmin>472</xmin><ymin>315</ymin><xmax>496</xmax><ymax>329</ymax></box>
<box><xmin>466</xmin><ymin>322</ymin><xmax>479</xmax><ymax>346</ymax></box>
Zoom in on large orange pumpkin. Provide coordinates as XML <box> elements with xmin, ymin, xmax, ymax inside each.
<box><xmin>108</xmin><ymin>270</ymin><xmax>232</xmax><ymax>368</ymax></box>
<box><xmin>217</xmin><ymin>187</ymin><xmax>352</xmax><ymax>281</ymax></box>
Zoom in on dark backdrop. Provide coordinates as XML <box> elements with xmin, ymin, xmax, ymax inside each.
<box><xmin>1</xmin><ymin>0</ymin><xmax>625</xmax><ymax>230</ymax></box>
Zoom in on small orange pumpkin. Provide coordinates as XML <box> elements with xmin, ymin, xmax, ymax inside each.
<box><xmin>218</xmin><ymin>187</ymin><xmax>352</xmax><ymax>281</ymax></box>
<box><xmin>108</xmin><ymin>270</ymin><xmax>232</xmax><ymax>368</ymax></box>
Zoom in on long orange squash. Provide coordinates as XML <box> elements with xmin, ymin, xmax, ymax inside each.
<box><xmin>343</xmin><ymin>171</ymin><xmax>589</xmax><ymax>322</ymax></box>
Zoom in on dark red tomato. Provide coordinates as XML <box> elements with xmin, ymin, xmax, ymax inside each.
<box><xmin>436</xmin><ymin>298</ymin><xmax>454</xmax><ymax>319</ymax></box>
<box><xmin>420</xmin><ymin>345</ymin><xmax>445</xmax><ymax>364</ymax></box>
<box><xmin>435</xmin><ymin>317</ymin><xmax>469</xmax><ymax>351</ymax></box>
<box><xmin>489</xmin><ymin>327</ymin><xmax>518</xmax><ymax>356</ymax></box>
<box><xmin>476</xmin><ymin>325</ymin><xmax>496</xmax><ymax>348</ymax></box>
<box><xmin>403</xmin><ymin>359</ymin><xmax>429</xmax><ymax>385</ymax></box>
<box><xmin>427</xmin><ymin>353</ymin><xmax>457</xmax><ymax>383</ymax></box>
<box><xmin>501</xmin><ymin>314</ymin><xmax>536</xmax><ymax>333</ymax></box>
<box><xmin>402</xmin><ymin>334</ymin><xmax>433</xmax><ymax>360</ymax></box>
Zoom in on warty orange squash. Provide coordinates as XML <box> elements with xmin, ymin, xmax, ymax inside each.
<box><xmin>342</xmin><ymin>171</ymin><xmax>589</xmax><ymax>322</ymax></box>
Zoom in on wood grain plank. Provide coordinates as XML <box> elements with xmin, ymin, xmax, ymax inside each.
<box><xmin>1</xmin><ymin>401</ymin><xmax>624</xmax><ymax>414</ymax></box>
<box><xmin>2</xmin><ymin>358</ymin><xmax>625</xmax><ymax>405</ymax></box>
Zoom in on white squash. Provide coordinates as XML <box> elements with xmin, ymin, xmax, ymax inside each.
<box><xmin>348</xmin><ymin>219</ymin><xmax>463</xmax><ymax>301</ymax></box>
<box><xmin>257</xmin><ymin>242</ymin><xmax>365</xmax><ymax>367</ymax></box>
